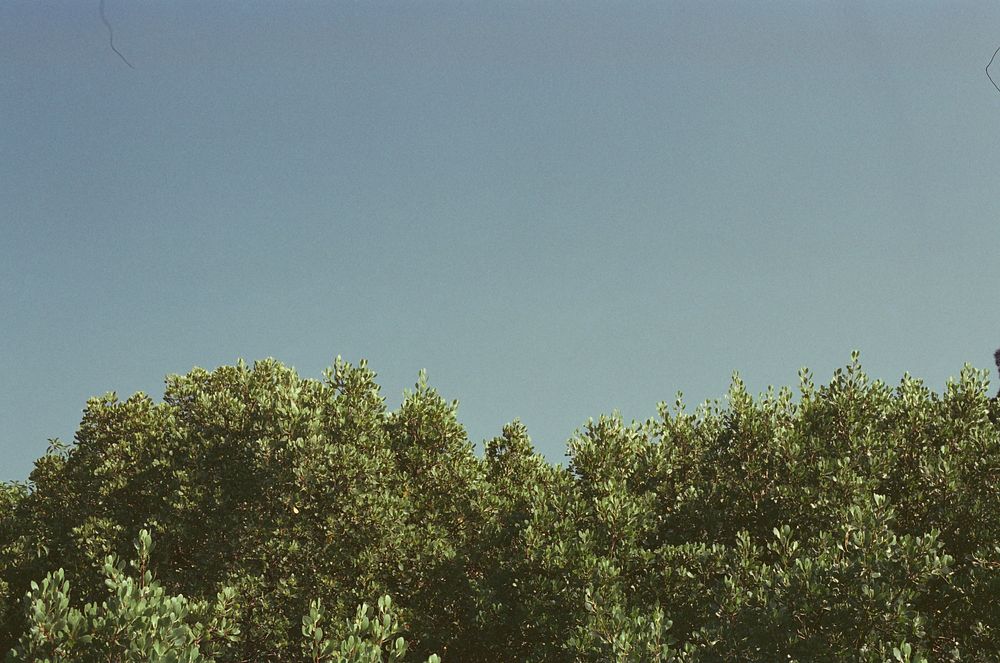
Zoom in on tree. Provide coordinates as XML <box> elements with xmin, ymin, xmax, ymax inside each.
<box><xmin>2</xmin><ymin>353</ymin><xmax>998</xmax><ymax>660</ymax></box>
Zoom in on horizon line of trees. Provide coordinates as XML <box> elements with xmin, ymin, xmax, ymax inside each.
<box><xmin>2</xmin><ymin>352</ymin><xmax>999</xmax><ymax>661</ymax></box>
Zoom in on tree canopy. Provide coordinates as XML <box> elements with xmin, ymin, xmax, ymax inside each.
<box><xmin>2</xmin><ymin>353</ymin><xmax>999</xmax><ymax>661</ymax></box>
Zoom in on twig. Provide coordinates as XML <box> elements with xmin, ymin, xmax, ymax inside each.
<box><xmin>987</xmin><ymin>46</ymin><xmax>1000</xmax><ymax>94</ymax></box>
<box><xmin>99</xmin><ymin>0</ymin><xmax>135</xmax><ymax>69</ymax></box>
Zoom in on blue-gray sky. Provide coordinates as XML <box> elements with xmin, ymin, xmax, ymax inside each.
<box><xmin>3</xmin><ymin>1</ymin><xmax>1000</xmax><ymax>482</ymax></box>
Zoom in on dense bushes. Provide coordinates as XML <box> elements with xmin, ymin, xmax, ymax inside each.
<box><xmin>2</xmin><ymin>353</ymin><xmax>999</xmax><ymax>661</ymax></box>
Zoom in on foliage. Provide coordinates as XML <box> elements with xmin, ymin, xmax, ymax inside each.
<box><xmin>6</xmin><ymin>529</ymin><xmax>239</xmax><ymax>662</ymax></box>
<box><xmin>2</xmin><ymin>352</ymin><xmax>999</xmax><ymax>660</ymax></box>
<box><xmin>302</xmin><ymin>595</ymin><xmax>439</xmax><ymax>663</ymax></box>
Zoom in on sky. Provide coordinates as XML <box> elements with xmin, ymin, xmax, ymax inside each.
<box><xmin>3</xmin><ymin>1</ymin><xmax>1000</xmax><ymax>483</ymax></box>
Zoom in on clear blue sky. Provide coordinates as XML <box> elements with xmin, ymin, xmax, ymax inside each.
<box><xmin>3</xmin><ymin>1</ymin><xmax>1000</xmax><ymax>482</ymax></box>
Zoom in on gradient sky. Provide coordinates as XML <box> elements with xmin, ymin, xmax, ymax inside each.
<box><xmin>3</xmin><ymin>1</ymin><xmax>1000</xmax><ymax>483</ymax></box>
